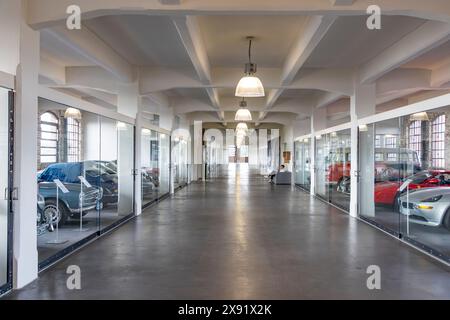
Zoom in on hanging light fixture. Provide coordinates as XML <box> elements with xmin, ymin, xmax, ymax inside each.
<box><xmin>235</xmin><ymin>36</ymin><xmax>265</xmax><ymax>98</ymax></box>
<box><xmin>64</xmin><ymin>107</ymin><xmax>82</xmax><ymax>119</ymax></box>
<box><xmin>236</xmin><ymin>122</ymin><xmax>248</xmax><ymax>132</ymax></box>
<box><xmin>235</xmin><ymin>98</ymin><xmax>253</xmax><ymax>121</ymax></box>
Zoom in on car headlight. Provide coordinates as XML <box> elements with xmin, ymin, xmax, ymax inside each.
<box><xmin>420</xmin><ymin>195</ymin><xmax>443</xmax><ymax>203</ymax></box>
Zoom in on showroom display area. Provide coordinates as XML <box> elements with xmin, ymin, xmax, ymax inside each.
<box><xmin>141</xmin><ymin>125</ymin><xmax>171</xmax><ymax>209</ymax></box>
<box><xmin>295</xmin><ymin>93</ymin><xmax>450</xmax><ymax>265</ymax></box>
<box><xmin>36</xmin><ymin>97</ymin><xmax>135</xmax><ymax>269</ymax></box>
<box><xmin>358</xmin><ymin>99</ymin><xmax>450</xmax><ymax>263</ymax></box>
<box><xmin>315</xmin><ymin>128</ymin><xmax>351</xmax><ymax>212</ymax></box>
<box><xmin>294</xmin><ymin>136</ymin><xmax>311</xmax><ymax>192</ymax></box>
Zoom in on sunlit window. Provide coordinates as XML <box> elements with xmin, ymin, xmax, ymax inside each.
<box><xmin>39</xmin><ymin>112</ymin><xmax>58</xmax><ymax>164</ymax></box>
<box><xmin>409</xmin><ymin>120</ymin><xmax>422</xmax><ymax>159</ymax></box>
<box><xmin>66</xmin><ymin>117</ymin><xmax>81</xmax><ymax>162</ymax></box>
<box><xmin>375</xmin><ymin>135</ymin><xmax>382</xmax><ymax>148</ymax></box>
<box><xmin>385</xmin><ymin>135</ymin><xmax>398</xmax><ymax>148</ymax></box>
<box><xmin>431</xmin><ymin>115</ymin><xmax>445</xmax><ymax>168</ymax></box>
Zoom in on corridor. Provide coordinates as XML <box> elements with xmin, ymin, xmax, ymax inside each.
<box><xmin>7</xmin><ymin>167</ymin><xmax>450</xmax><ymax>300</ymax></box>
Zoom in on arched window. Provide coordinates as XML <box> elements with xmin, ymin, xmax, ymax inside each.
<box><xmin>66</xmin><ymin>117</ymin><xmax>80</xmax><ymax>162</ymax></box>
<box><xmin>431</xmin><ymin>115</ymin><xmax>446</xmax><ymax>168</ymax></box>
<box><xmin>39</xmin><ymin>112</ymin><xmax>59</xmax><ymax>164</ymax></box>
<box><xmin>409</xmin><ymin>120</ymin><xmax>422</xmax><ymax>159</ymax></box>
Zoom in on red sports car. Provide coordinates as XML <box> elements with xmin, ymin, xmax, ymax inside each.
<box><xmin>374</xmin><ymin>170</ymin><xmax>450</xmax><ymax>208</ymax></box>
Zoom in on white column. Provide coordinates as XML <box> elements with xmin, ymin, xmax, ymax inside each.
<box><xmin>349</xmin><ymin>83</ymin><xmax>376</xmax><ymax>217</ymax></box>
<box><xmin>192</xmin><ymin>120</ymin><xmax>203</xmax><ymax>181</ymax></box>
<box><xmin>134</xmin><ymin>109</ymin><xmax>143</xmax><ymax>216</ymax></box>
<box><xmin>117</xmin><ymin>82</ymin><xmax>139</xmax><ymax>215</ymax></box>
<box><xmin>13</xmin><ymin>1</ymin><xmax>39</xmax><ymax>288</ymax></box>
<box><xmin>310</xmin><ymin>108</ymin><xmax>327</xmax><ymax>196</ymax></box>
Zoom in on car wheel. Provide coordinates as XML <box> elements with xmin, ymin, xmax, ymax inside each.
<box><xmin>443</xmin><ymin>208</ymin><xmax>450</xmax><ymax>231</ymax></box>
<box><xmin>44</xmin><ymin>199</ymin><xmax>68</xmax><ymax>229</ymax></box>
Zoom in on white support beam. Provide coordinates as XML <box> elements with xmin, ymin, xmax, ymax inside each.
<box><xmin>360</xmin><ymin>21</ymin><xmax>450</xmax><ymax>84</ymax></box>
<box><xmin>159</xmin><ymin>0</ymin><xmax>181</xmax><ymax>4</ymax></box>
<box><xmin>431</xmin><ymin>59</ymin><xmax>450</xmax><ymax>87</ymax></box>
<box><xmin>27</xmin><ymin>1</ymin><xmax>450</xmax><ymax>30</ymax></box>
<box><xmin>266</xmin><ymin>16</ymin><xmax>336</xmax><ymax>110</ymax></box>
<box><xmin>330</xmin><ymin>0</ymin><xmax>356</xmax><ymax>5</ymax></box>
<box><xmin>316</xmin><ymin>92</ymin><xmax>346</xmax><ymax>109</ymax></box>
<box><xmin>173</xmin><ymin>16</ymin><xmax>223</xmax><ymax>121</ymax></box>
<box><xmin>281</xmin><ymin>16</ymin><xmax>336</xmax><ymax>86</ymax></box>
<box><xmin>45</xmin><ymin>26</ymin><xmax>135</xmax><ymax>83</ymax></box>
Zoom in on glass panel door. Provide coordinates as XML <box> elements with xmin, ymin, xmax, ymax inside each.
<box><xmin>0</xmin><ymin>88</ymin><xmax>12</xmax><ymax>294</ymax></box>
<box><xmin>315</xmin><ymin>134</ymin><xmax>331</xmax><ymax>201</ymax></box>
<box><xmin>328</xmin><ymin>129</ymin><xmax>351</xmax><ymax>211</ymax></box>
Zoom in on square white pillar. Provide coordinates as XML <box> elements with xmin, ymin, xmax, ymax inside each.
<box><xmin>349</xmin><ymin>83</ymin><xmax>376</xmax><ymax>217</ymax></box>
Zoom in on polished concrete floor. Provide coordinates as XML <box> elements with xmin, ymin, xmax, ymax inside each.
<box><xmin>6</xmin><ymin>165</ymin><xmax>450</xmax><ymax>299</ymax></box>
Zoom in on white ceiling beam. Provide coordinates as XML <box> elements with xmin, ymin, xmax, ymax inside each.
<box><xmin>431</xmin><ymin>59</ymin><xmax>450</xmax><ymax>87</ymax></box>
<box><xmin>264</xmin><ymin>16</ymin><xmax>336</xmax><ymax>113</ymax></box>
<box><xmin>159</xmin><ymin>0</ymin><xmax>181</xmax><ymax>4</ymax></box>
<box><xmin>377</xmin><ymin>68</ymin><xmax>431</xmax><ymax>95</ymax></box>
<box><xmin>329</xmin><ymin>0</ymin><xmax>356</xmax><ymax>5</ymax></box>
<box><xmin>173</xmin><ymin>16</ymin><xmax>223</xmax><ymax>121</ymax></box>
<box><xmin>360</xmin><ymin>21</ymin><xmax>450</xmax><ymax>84</ymax></box>
<box><xmin>280</xmin><ymin>16</ymin><xmax>336</xmax><ymax>87</ymax></box>
<box><xmin>46</xmin><ymin>26</ymin><xmax>135</xmax><ymax>83</ymax></box>
<box><xmin>316</xmin><ymin>92</ymin><xmax>346</xmax><ymax>109</ymax></box>
<box><xmin>39</xmin><ymin>53</ymin><xmax>66</xmax><ymax>85</ymax></box>
<box><xmin>28</xmin><ymin>0</ymin><xmax>450</xmax><ymax>29</ymax></box>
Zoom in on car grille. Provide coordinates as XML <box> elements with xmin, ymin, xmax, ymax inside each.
<box><xmin>402</xmin><ymin>202</ymin><xmax>415</xmax><ymax>209</ymax></box>
<box><xmin>81</xmin><ymin>189</ymin><xmax>99</xmax><ymax>206</ymax></box>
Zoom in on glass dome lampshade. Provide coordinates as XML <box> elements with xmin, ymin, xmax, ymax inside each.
<box><xmin>235</xmin><ymin>76</ymin><xmax>265</xmax><ymax>98</ymax></box>
<box><xmin>235</xmin><ymin>99</ymin><xmax>253</xmax><ymax>121</ymax></box>
<box><xmin>64</xmin><ymin>107</ymin><xmax>82</xmax><ymax>119</ymax></box>
<box><xmin>236</xmin><ymin>122</ymin><xmax>248</xmax><ymax>131</ymax></box>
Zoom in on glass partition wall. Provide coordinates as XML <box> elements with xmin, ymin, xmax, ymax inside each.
<box><xmin>294</xmin><ymin>138</ymin><xmax>311</xmax><ymax>191</ymax></box>
<box><xmin>314</xmin><ymin>129</ymin><xmax>351</xmax><ymax>211</ymax></box>
<box><xmin>37</xmin><ymin>98</ymin><xmax>135</xmax><ymax>268</ymax></box>
<box><xmin>141</xmin><ymin>128</ymin><xmax>170</xmax><ymax>208</ymax></box>
<box><xmin>359</xmin><ymin>106</ymin><xmax>450</xmax><ymax>262</ymax></box>
<box><xmin>0</xmin><ymin>88</ymin><xmax>12</xmax><ymax>294</ymax></box>
<box><xmin>172</xmin><ymin>136</ymin><xmax>189</xmax><ymax>189</ymax></box>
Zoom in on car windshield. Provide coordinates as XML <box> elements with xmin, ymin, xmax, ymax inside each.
<box><xmin>408</xmin><ymin>172</ymin><xmax>433</xmax><ymax>184</ymax></box>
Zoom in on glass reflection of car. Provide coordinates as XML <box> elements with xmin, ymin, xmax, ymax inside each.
<box><xmin>375</xmin><ymin>171</ymin><xmax>450</xmax><ymax>209</ymax></box>
<box><xmin>39</xmin><ymin>161</ymin><xmax>117</xmax><ymax>206</ymax></box>
<box><xmin>399</xmin><ymin>187</ymin><xmax>450</xmax><ymax>230</ymax></box>
<box><xmin>142</xmin><ymin>167</ymin><xmax>160</xmax><ymax>196</ymax></box>
<box><xmin>37</xmin><ymin>193</ymin><xmax>52</xmax><ymax>235</ymax></box>
<box><xmin>38</xmin><ymin>181</ymin><xmax>102</xmax><ymax>226</ymax></box>
<box><xmin>374</xmin><ymin>148</ymin><xmax>422</xmax><ymax>181</ymax></box>
<box><xmin>326</xmin><ymin>147</ymin><xmax>421</xmax><ymax>194</ymax></box>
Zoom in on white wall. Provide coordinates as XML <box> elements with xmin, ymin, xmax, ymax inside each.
<box><xmin>0</xmin><ymin>0</ymin><xmax>20</xmax><ymax>76</ymax></box>
<box><xmin>0</xmin><ymin>88</ymin><xmax>9</xmax><ymax>285</ymax></box>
